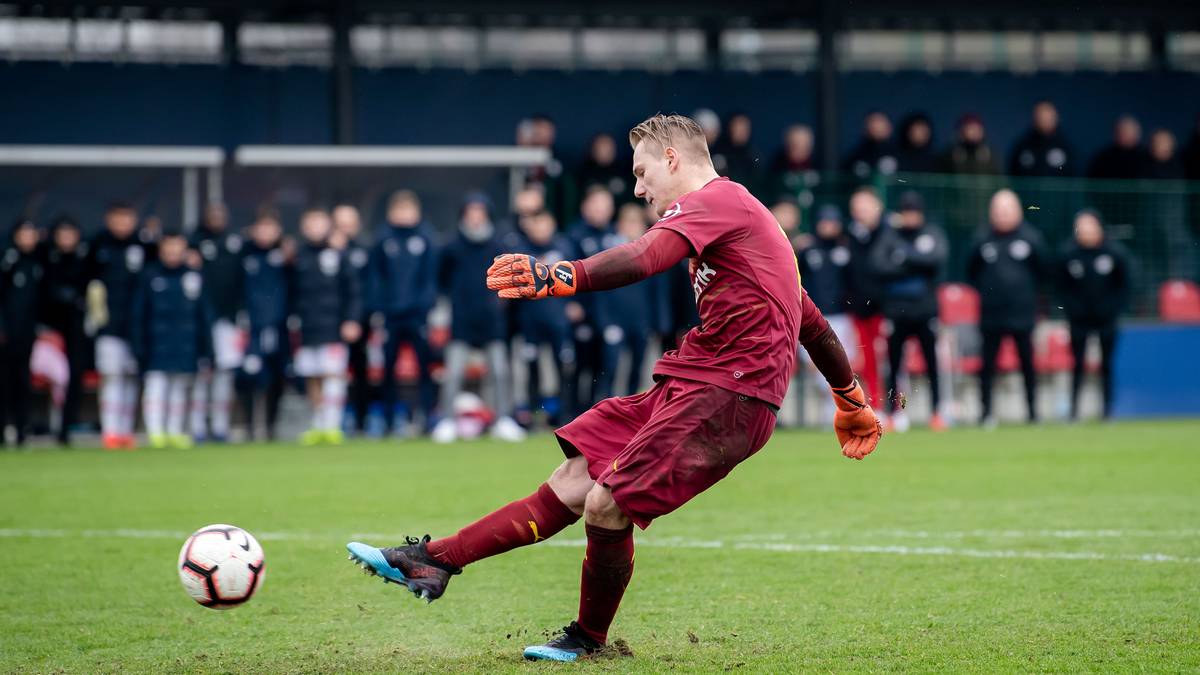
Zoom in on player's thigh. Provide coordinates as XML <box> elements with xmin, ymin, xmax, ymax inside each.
<box><xmin>554</xmin><ymin>381</ymin><xmax>663</xmax><ymax>480</ymax></box>
<box><xmin>601</xmin><ymin>381</ymin><xmax>777</xmax><ymax>528</ymax></box>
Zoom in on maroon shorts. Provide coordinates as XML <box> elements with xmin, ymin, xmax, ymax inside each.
<box><xmin>554</xmin><ymin>377</ymin><xmax>777</xmax><ymax>529</ymax></box>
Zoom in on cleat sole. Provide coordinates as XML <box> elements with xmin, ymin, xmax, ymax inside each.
<box><xmin>523</xmin><ymin>646</ymin><xmax>581</xmax><ymax>662</ymax></box>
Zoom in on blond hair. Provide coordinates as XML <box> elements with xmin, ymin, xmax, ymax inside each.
<box><xmin>628</xmin><ymin>113</ymin><xmax>712</xmax><ymax>163</ymax></box>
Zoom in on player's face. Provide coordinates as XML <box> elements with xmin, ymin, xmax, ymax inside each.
<box><xmin>388</xmin><ymin>200</ymin><xmax>421</xmax><ymax>227</ymax></box>
<box><xmin>1033</xmin><ymin>103</ymin><xmax>1058</xmax><ymax>134</ymax></box>
<box><xmin>205</xmin><ymin>204</ymin><xmax>228</xmax><ymax>232</ymax></box>
<box><xmin>631</xmin><ymin>140</ymin><xmax>680</xmax><ymax>218</ymax></box>
<box><xmin>899</xmin><ymin>209</ymin><xmax>925</xmax><ymax>229</ymax></box>
<box><xmin>251</xmin><ymin>219</ymin><xmax>281</xmax><ymax>248</ymax></box>
<box><xmin>301</xmin><ymin>212</ymin><xmax>332</xmax><ymax>243</ymax></box>
<box><xmin>616</xmin><ymin>205</ymin><xmax>646</xmax><ymax>240</ymax></box>
<box><xmin>1074</xmin><ymin>214</ymin><xmax>1103</xmax><ymax>248</ymax></box>
<box><xmin>989</xmin><ymin>192</ymin><xmax>1022</xmax><ymax>233</ymax></box>
<box><xmin>54</xmin><ymin>225</ymin><xmax>80</xmax><ymax>252</ymax></box>
<box><xmin>816</xmin><ymin>218</ymin><xmax>842</xmax><ymax>240</ymax></box>
<box><xmin>849</xmin><ymin>192</ymin><xmax>882</xmax><ymax>228</ymax></box>
<box><xmin>333</xmin><ymin>205</ymin><xmax>361</xmax><ymax>239</ymax></box>
<box><xmin>771</xmin><ymin>203</ymin><xmax>800</xmax><ymax>232</ymax></box>
<box><xmin>13</xmin><ymin>224</ymin><xmax>38</xmax><ymax>253</ymax></box>
<box><xmin>522</xmin><ymin>214</ymin><xmax>555</xmax><ymax>244</ymax></box>
<box><xmin>159</xmin><ymin>236</ymin><xmax>187</xmax><ymax>267</ymax></box>
<box><xmin>907</xmin><ymin>121</ymin><xmax>931</xmax><ymax>147</ymax></box>
<box><xmin>106</xmin><ymin>209</ymin><xmax>137</xmax><ymax>239</ymax></box>
<box><xmin>581</xmin><ymin>190</ymin><xmax>614</xmax><ymax>227</ymax></box>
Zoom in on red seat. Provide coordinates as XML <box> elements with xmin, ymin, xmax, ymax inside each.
<box><xmin>1036</xmin><ymin>326</ymin><xmax>1074</xmax><ymax>373</ymax></box>
<box><xmin>938</xmin><ymin>283</ymin><xmax>979</xmax><ymax>326</ymax></box>
<box><xmin>1159</xmin><ymin>280</ymin><xmax>1200</xmax><ymax>323</ymax></box>
<box><xmin>996</xmin><ymin>337</ymin><xmax>1020</xmax><ymax>372</ymax></box>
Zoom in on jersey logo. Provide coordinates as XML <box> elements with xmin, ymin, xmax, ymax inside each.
<box><xmin>527</xmin><ymin>521</ymin><xmax>544</xmax><ymax>543</ymax></box>
<box><xmin>692</xmin><ymin>261</ymin><xmax>717</xmax><ymax>299</ymax></box>
<box><xmin>659</xmin><ymin>203</ymin><xmax>682</xmax><ymax>221</ymax></box>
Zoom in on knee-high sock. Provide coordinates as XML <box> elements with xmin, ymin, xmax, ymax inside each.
<box><xmin>142</xmin><ymin>372</ymin><xmax>168</xmax><ymax>437</ymax></box>
<box><xmin>211</xmin><ymin>369</ymin><xmax>234</xmax><ymax>436</ymax></box>
<box><xmin>576</xmin><ymin>523</ymin><xmax>635</xmax><ymax>645</ymax></box>
<box><xmin>190</xmin><ymin>371</ymin><xmax>209</xmax><ymax>437</ymax></box>
<box><xmin>167</xmin><ymin>374</ymin><xmax>191</xmax><ymax>436</ymax></box>
<box><xmin>121</xmin><ymin>375</ymin><xmax>140</xmax><ymax>436</ymax></box>
<box><xmin>100</xmin><ymin>375</ymin><xmax>124</xmax><ymax>436</ymax></box>
<box><xmin>426</xmin><ymin>483</ymin><xmax>580</xmax><ymax>569</ymax></box>
<box><xmin>321</xmin><ymin>376</ymin><xmax>347</xmax><ymax>431</ymax></box>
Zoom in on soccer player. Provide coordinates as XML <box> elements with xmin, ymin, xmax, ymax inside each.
<box><xmin>85</xmin><ymin>203</ymin><xmax>150</xmax><ymax>450</ymax></box>
<box><xmin>0</xmin><ymin>219</ymin><xmax>47</xmax><ymax>447</ymax></box>
<box><xmin>189</xmin><ymin>203</ymin><xmax>244</xmax><ymax>443</ymax></box>
<box><xmin>291</xmin><ymin>207</ymin><xmax>361</xmax><ymax>445</ymax></box>
<box><xmin>130</xmin><ymin>228</ymin><xmax>213</xmax><ymax>449</ymax></box>
<box><xmin>239</xmin><ymin>208</ymin><xmax>290</xmax><ymax>441</ymax></box>
<box><xmin>347</xmin><ymin>114</ymin><xmax>883</xmax><ymax>661</ymax></box>
<box><xmin>330</xmin><ymin>204</ymin><xmax>374</xmax><ymax>436</ymax></box>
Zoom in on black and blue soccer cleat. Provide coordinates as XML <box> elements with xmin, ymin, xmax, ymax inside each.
<box><xmin>346</xmin><ymin>535</ymin><xmax>460</xmax><ymax>603</ymax></box>
<box><xmin>523</xmin><ymin>622</ymin><xmax>601</xmax><ymax>662</ymax></box>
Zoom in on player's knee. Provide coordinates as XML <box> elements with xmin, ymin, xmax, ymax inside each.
<box><xmin>583</xmin><ymin>484</ymin><xmax>627</xmax><ymax>528</ymax></box>
<box><xmin>547</xmin><ymin>456</ymin><xmax>591</xmax><ymax>514</ymax></box>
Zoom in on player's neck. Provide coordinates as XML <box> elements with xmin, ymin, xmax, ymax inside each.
<box><xmin>679</xmin><ymin>167</ymin><xmax>721</xmax><ymax>195</ymax></box>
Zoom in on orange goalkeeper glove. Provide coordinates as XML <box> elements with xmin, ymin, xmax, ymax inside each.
<box><xmin>486</xmin><ymin>254</ymin><xmax>578</xmax><ymax>300</ymax></box>
<box><xmin>831</xmin><ymin>380</ymin><xmax>883</xmax><ymax>460</ymax></box>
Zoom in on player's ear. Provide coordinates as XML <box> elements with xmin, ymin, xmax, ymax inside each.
<box><xmin>664</xmin><ymin>146</ymin><xmax>680</xmax><ymax>172</ymax></box>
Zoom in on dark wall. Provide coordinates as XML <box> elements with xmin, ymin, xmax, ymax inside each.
<box><xmin>1</xmin><ymin>61</ymin><xmax>1197</xmax><ymax>168</ymax></box>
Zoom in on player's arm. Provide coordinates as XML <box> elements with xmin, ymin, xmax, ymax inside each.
<box><xmin>798</xmin><ymin>290</ymin><xmax>883</xmax><ymax>460</ymax></box>
<box><xmin>486</xmin><ymin>228</ymin><xmax>691</xmax><ymax>300</ymax></box>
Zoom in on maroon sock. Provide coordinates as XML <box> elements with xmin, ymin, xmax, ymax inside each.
<box><xmin>576</xmin><ymin>523</ymin><xmax>635</xmax><ymax>645</ymax></box>
<box><xmin>425</xmin><ymin>483</ymin><xmax>579</xmax><ymax>569</ymax></box>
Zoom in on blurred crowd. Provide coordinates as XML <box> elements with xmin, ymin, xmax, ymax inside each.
<box><xmin>4</xmin><ymin>101</ymin><xmax>1197</xmax><ymax>448</ymax></box>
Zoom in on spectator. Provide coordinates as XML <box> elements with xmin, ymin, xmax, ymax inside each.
<box><xmin>1009</xmin><ymin>100</ymin><xmax>1074</xmax><ymax>177</ymax></box>
<box><xmin>941</xmin><ymin>113</ymin><xmax>1000</xmax><ymax>175</ymax></box>
<box><xmin>870</xmin><ymin>191</ymin><xmax>949</xmax><ymax>432</ymax></box>
<box><xmin>0</xmin><ymin>219</ymin><xmax>45</xmax><ymax>446</ymax></box>
<box><xmin>1088</xmin><ymin>115</ymin><xmax>1149</xmax><ymax>179</ymax></box>
<box><xmin>768</xmin><ymin>124</ymin><xmax>818</xmax><ymax>203</ymax></box>
<box><xmin>42</xmin><ymin>216</ymin><xmax>89</xmax><ymax>446</ymax></box>
<box><xmin>568</xmin><ymin>186</ymin><xmax>620</xmax><ymax>408</ymax></box>
<box><xmin>693</xmin><ymin>108</ymin><xmax>721</xmax><ymax>149</ymax></box>
<box><xmin>1056</xmin><ymin>209</ymin><xmax>1131</xmax><ymax>421</ymax></box>
<box><xmin>843</xmin><ymin>111</ymin><xmax>898</xmax><ymax>179</ymax></box>
<box><xmin>239</xmin><ymin>208</ymin><xmax>289</xmax><ymax>441</ymax></box>
<box><xmin>771</xmin><ymin>198</ymin><xmax>802</xmax><ymax>238</ymax></box>
<box><xmin>507</xmin><ymin>209</ymin><xmax>577</xmax><ymax>425</ymax></box>
<box><xmin>845</xmin><ymin>187</ymin><xmax>887</xmax><ymax>407</ymax></box>
<box><xmin>130</xmin><ymin>228</ymin><xmax>212</xmax><ymax>449</ymax></box>
<box><xmin>331</xmin><ymin>203</ymin><xmax>374</xmax><ymax>436</ymax></box>
<box><xmin>895</xmin><ymin>112</ymin><xmax>938</xmax><ymax>173</ymax></box>
<box><xmin>85</xmin><ymin>202</ymin><xmax>148</xmax><ymax>450</ymax></box>
<box><xmin>188</xmin><ymin>203</ymin><xmax>243</xmax><ymax>444</ymax></box>
<box><xmin>517</xmin><ymin>114</ymin><xmax>573</xmax><ymax>225</ymax></box>
<box><xmin>601</xmin><ymin>204</ymin><xmax>659</xmax><ymax>396</ymax></box>
<box><xmin>503</xmin><ymin>184</ymin><xmax>546</xmax><ymax>236</ymax></box>
<box><xmin>711</xmin><ymin>112</ymin><xmax>761</xmax><ymax>195</ymax></box>
<box><xmin>966</xmin><ymin>189</ymin><xmax>1046</xmax><ymax>426</ymax></box>
<box><xmin>794</xmin><ymin>205</ymin><xmax>856</xmax><ymax>423</ymax></box>
<box><xmin>290</xmin><ymin>207</ymin><xmax>361</xmax><ymax>445</ymax></box>
<box><xmin>576</xmin><ymin>133</ymin><xmax>630</xmax><ymax>205</ymax></box>
<box><xmin>432</xmin><ymin>193</ymin><xmax>525</xmax><ymax>444</ymax></box>
<box><xmin>1146</xmin><ymin>128</ymin><xmax>1185</xmax><ymax>180</ymax></box>
<box><xmin>370</xmin><ymin>190</ymin><xmax>437</xmax><ymax>435</ymax></box>
<box><xmin>1185</xmin><ymin>114</ymin><xmax>1200</xmax><ymax>180</ymax></box>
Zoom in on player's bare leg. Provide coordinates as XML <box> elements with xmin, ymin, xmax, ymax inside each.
<box><xmin>346</xmin><ymin>456</ymin><xmax>590</xmax><ymax>601</ymax></box>
<box><xmin>524</xmin><ymin>483</ymin><xmax>634</xmax><ymax>661</ymax></box>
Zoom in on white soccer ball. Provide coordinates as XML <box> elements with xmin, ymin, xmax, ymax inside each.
<box><xmin>178</xmin><ymin>524</ymin><xmax>265</xmax><ymax>609</ymax></box>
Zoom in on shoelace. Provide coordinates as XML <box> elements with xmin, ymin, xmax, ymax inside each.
<box><xmin>404</xmin><ymin>534</ymin><xmax>431</xmax><ymax>547</ymax></box>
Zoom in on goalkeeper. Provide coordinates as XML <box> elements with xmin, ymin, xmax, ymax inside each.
<box><xmin>348</xmin><ymin>113</ymin><xmax>882</xmax><ymax>662</ymax></box>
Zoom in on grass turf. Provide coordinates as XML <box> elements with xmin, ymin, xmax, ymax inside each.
<box><xmin>1</xmin><ymin>420</ymin><xmax>1198</xmax><ymax>673</ymax></box>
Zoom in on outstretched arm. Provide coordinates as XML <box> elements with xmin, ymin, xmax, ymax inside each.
<box><xmin>798</xmin><ymin>290</ymin><xmax>883</xmax><ymax>460</ymax></box>
<box><xmin>486</xmin><ymin>228</ymin><xmax>692</xmax><ymax>299</ymax></box>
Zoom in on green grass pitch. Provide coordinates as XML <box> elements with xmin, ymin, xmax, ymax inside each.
<box><xmin>2</xmin><ymin>420</ymin><xmax>1198</xmax><ymax>673</ymax></box>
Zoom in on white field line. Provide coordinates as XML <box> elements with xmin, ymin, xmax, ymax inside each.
<box><xmin>1</xmin><ymin>528</ymin><xmax>1197</xmax><ymax>565</ymax></box>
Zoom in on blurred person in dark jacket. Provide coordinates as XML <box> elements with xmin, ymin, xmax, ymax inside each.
<box><xmin>85</xmin><ymin>202</ymin><xmax>148</xmax><ymax>450</ymax></box>
<box><xmin>1056</xmin><ymin>210</ymin><xmax>1130</xmax><ymax>421</ymax></box>
<box><xmin>431</xmin><ymin>193</ymin><xmax>525</xmax><ymax>444</ymax></box>
<box><xmin>711</xmin><ymin>112</ymin><xmax>761</xmax><ymax>196</ymax></box>
<box><xmin>1146</xmin><ymin>129</ymin><xmax>1185</xmax><ymax>180</ymax></box>
<box><xmin>0</xmin><ymin>219</ymin><xmax>45</xmax><ymax>446</ymax></box>
<box><xmin>895</xmin><ymin>112</ymin><xmax>937</xmax><ymax>174</ymax></box>
<box><xmin>569</xmin><ymin>186</ymin><xmax>620</xmax><ymax>408</ymax></box>
<box><xmin>1143</xmin><ymin>129</ymin><xmax>1196</xmax><ymax>281</ymax></box>
<box><xmin>575</xmin><ymin>133</ymin><xmax>630</xmax><ymax>206</ymax></box>
<box><xmin>870</xmin><ymin>191</ymin><xmax>949</xmax><ymax>432</ymax></box>
<box><xmin>188</xmin><ymin>203</ymin><xmax>243</xmax><ymax>443</ymax></box>
<box><xmin>1009</xmin><ymin>101</ymin><xmax>1074</xmax><ymax>177</ymax></box>
<box><xmin>42</xmin><ymin>216</ymin><xmax>90</xmax><ymax>446</ymax></box>
<box><xmin>130</xmin><ymin>228</ymin><xmax>213</xmax><ymax>449</ymax></box>
<box><xmin>517</xmin><ymin>115</ymin><xmax>574</xmax><ymax>225</ymax></box>
<box><xmin>593</xmin><ymin>203</ymin><xmax>661</xmax><ymax>398</ymax></box>
<box><xmin>239</xmin><ymin>208</ymin><xmax>289</xmax><ymax>441</ymax></box>
<box><xmin>966</xmin><ymin>189</ymin><xmax>1047</xmax><ymax>426</ymax></box>
<box><xmin>941</xmin><ymin>113</ymin><xmax>1000</xmax><ymax>175</ymax></box>
<box><xmin>1088</xmin><ymin>115</ymin><xmax>1149</xmax><ymax>180</ymax></box>
<box><xmin>370</xmin><ymin>190</ymin><xmax>437</xmax><ymax>436</ymax></box>
<box><xmin>844</xmin><ymin>111</ymin><xmax>898</xmax><ymax>179</ymax></box>
<box><xmin>331</xmin><ymin>203</ymin><xmax>374</xmax><ymax>436</ymax></box>
<box><xmin>1185</xmin><ymin>114</ymin><xmax>1200</xmax><ymax>180</ymax></box>
<box><xmin>291</xmin><ymin>207</ymin><xmax>361</xmax><ymax>445</ymax></box>
<box><xmin>768</xmin><ymin>124</ymin><xmax>819</xmax><ymax>205</ymax></box>
<box><xmin>505</xmin><ymin>209</ymin><xmax>578</xmax><ymax>426</ymax></box>
<box><xmin>845</xmin><ymin>187</ymin><xmax>887</xmax><ymax>407</ymax></box>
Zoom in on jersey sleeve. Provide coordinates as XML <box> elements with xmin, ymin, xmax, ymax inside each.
<box><xmin>650</xmin><ymin>188</ymin><xmax>739</xmax><ymax>258</ymax></box>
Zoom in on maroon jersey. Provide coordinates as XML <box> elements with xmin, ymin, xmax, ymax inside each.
<box><xmin>650</xmin><ymin>177</ymin><xmax>802</xmax><ymax>407</ymax></box>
